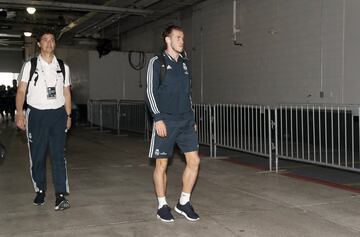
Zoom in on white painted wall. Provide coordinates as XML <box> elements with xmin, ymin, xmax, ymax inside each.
<box><xmin>119</xmin><ymin>0</ymin><xmax>360</xmax><ymax>105</ymax></box>
<box><xmin>120</xmin><ymin>14</ymin><xmax>182</xmax><ymax>53</ymax></box>
<box><xmin>88</xmin><ymin>50</ymin><xmax>151</xmax><ymax>101</ymax></box>
<box><xmin>57</xmin><ymin>48</ymin><xmax>90</xmax><ymax>104</ymax></box>
<box><xmin>191</xmin><ymin>0</ymin><xmax>346</xmax><ymax>104</ymax></box>
<box><xmin>343</xmin><ymin>0</ymin><xmax>360</xmax><ymax>104</ymax></box>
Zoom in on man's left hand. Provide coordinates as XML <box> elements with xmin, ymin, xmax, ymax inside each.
<box><xmin>66</xmin><ymin>117</ymin><xmax>72</xmax><ymax>130</ymax></box>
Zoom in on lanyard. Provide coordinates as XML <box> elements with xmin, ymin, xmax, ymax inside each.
<box><xmin>38</xmin><ymin>59</ymin><xmax>61</xmax><ymax>88</ymax></box>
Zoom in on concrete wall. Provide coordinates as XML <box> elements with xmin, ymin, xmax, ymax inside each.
<box><xmin>343</xmin><ymin>0</ymin><xmax>360</xmax><ymax>104</ymax></box>
<box><xmin>191</xmin><ymin>0</ymin><xmax>345</xmax><ymax>104</ymax></box>
<box><xmin>57</xmin><ymin>48</ymin><xmax>90</xmax><ymax>104</ymax></box>
<box><xmin>88</xmin><ymin>50</ymin><xmax>151</xmax><ymax>101</ymax></box>
<box><xmin>119</xmin><ymin>0</ymin><xmax>360</xmax><ymax>105</ymax></box>
<box><xmin>120</xmin><ymin>13</ymin><xmax>182</xmax><ymax>53</ymax></box>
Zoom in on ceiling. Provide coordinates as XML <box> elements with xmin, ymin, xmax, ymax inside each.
<box><xmin>0</xmin><ymin>0</ymin><xmax>203</xmax><ymax>49</ymax></box>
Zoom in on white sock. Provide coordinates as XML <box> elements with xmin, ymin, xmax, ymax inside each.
<box><xmin>157</xmin><ymin>196</ymin><xmax>167</xmax><ymax>209</ymax></box>
<box><xmin>179</xmin><ymin>192</ymin><xmax>191</xmax><ymax>205</ymax></box>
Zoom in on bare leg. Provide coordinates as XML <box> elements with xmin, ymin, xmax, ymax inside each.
<box><xmin>154</xmin><ymin>158</ymin><xmax>175</xmax><ymax>222</ymax></box>
<box><xmin>174</xmin><ymin>151</ymin><xmax>201</xmax><ymax>221</ymax></box>
<box><xmin>153</xmin><ymin>158</ymin><xmax>168</xmax><ymax>197</ymax></box>
<box><xmin>182</xmin><ymin>151</ymin><xmax>200</xmax><ymax>193</ymax></box>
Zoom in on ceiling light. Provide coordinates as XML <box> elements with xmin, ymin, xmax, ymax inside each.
<box><xmin>24</xmin><ymin>32</ymin><xmax>32</xmax><ymax>37</ymax></box>
<box><xmin>26</xmin><ymin>7</ymin><xmax>36</xmax><ymax>15</ymax></box>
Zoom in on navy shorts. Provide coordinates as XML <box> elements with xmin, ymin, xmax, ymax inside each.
<box><xmin>148</xmin><ymin>117</ymin><xmax>199</xmax><ymax>158</ymax></box>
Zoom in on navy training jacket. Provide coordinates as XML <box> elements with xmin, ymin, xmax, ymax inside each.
<box><xmin>145</xmin><ymin>51</ymin><xmax>194</xmax><ymax>122</ymax></box>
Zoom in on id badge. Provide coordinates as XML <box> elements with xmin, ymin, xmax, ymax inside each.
<box><xmin>47</xmin><ymin>87</ymin><xmax>57</xmax><ymax>99</ymax></box>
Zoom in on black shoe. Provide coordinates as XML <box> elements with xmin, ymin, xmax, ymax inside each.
<box><xmin>156</xmin><ymin>205</ymin><xmax>174</xmax><ymax>222</ymax></box>
<box><xmin>33</xmin><ymin>190</ymin><xmax>45</xmax><ymax>206</ymax></box>
<box><xmin>54</xmin><ymin>193</ymin><xmax>70</xmax><ymax>211</ymax></box>
<box><xmin>175</xmin><ymin>202</ymin><xmax>199</xmax><ymax>221</ymax></box>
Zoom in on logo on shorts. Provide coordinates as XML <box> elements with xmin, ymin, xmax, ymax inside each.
<box><xmin>154</xmin><ymin>149</ymin><xmax>167</xmax><ymax>156</ymax></box>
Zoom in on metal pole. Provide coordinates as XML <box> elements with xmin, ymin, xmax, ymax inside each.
<box><xmin>344</xmin><ymin>107</ymin><xmax>347</xmax><ymax>167</ymax></box>
<box><xmin>275</xmin><ymin>107</ymin><xmax>279</xmax><ymax>173</ymax></box>
<box><xmin>325</xmin><ymin>106</ymin><xmax>328</xmax><ymax>164</ymax></box>
<box><xmin>100</xmin><ymin>102</ymin><xmax>103</xmax><ymax>132</ymax></box>
<box><xmin>319</xmin><ymin>105</ymin><xmax>322</xmax><ymax>163</ymax></box>
<box><xmin>268</xmin><ymin>106</ymin><xmax>272</xmax><ymax>171</ymax></box>
<box><xmin>301</xmin><ymin>106</ymin><xmax>304</xmax><ymax>159</ymax></box>
<box><xmin>214</xmin><ymin>105</ymin><xmax>217</xmax><ymax>157</ymax></box>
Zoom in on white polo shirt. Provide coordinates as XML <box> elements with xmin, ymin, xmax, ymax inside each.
<box><xmin>18</xmin><ymin>55</ymin><xmax>71</xmax><ymax>110</ymax></box>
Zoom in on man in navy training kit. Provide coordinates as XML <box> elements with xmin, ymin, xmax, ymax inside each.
<box><xmin>146</xmin><ymin>25</ymin><xmax>200</xmax><ymax>222</ymax></box>
<box><xmin>16</xmin><ymin>29</ymin><xmax>72</xmax><ymax>211</ymax></box>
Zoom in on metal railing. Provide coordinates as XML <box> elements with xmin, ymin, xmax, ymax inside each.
<box><xmin>212</xmin><ymin>104</ymin><xmax>273</xmax><ymax>169</ymax></box>
<box><xmin>88</xmin><ymin>99</ymin><xmax>118</xmax><ymax>132</ymax></box>
<box><xmin>87</xmin><ymin>99</ymin><xmax>146</xmax><ymax>134</ymax></box>
<box><xmin>207</xmin><ymin>103</ymin><xmax>360</xmax><ymax>173</ymax></box>
<box><xmin>275</xmin><ymin>104</ymin><xmax>360</xmax><ymax>173</ymax></box>
<box><xmin>87</xmin><ymin>100</ymin><xmax>360</xmax><ymax>173</ymax></box>
<box><xmin>193</xmin><ymin>104</ymin><xmax>213</xmax><ymax>157</ymax></box>
<box><xmin>118</xmin><ymin>100</ymin><xmax>147</xmax><ymax>134</ymax></box>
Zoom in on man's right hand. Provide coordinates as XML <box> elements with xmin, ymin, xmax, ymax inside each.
<box><xmin>15</xmin><ymin>81</ymin><xmax>27</xmax><ymax>131</ymax></box>
<box><xmin>16</xmin><ymin>112</ymin><xmax>26</xmax><ymax>130</ymax></box>
<box><xmin>155</xmin><ymin>120</ymin><xmax>167</xmax><ymax>137</ymax></box>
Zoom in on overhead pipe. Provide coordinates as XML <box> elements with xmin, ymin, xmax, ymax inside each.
<box><xmin>0</xmin><ymin>0</ymin><xmax>153</xmax><ymax>15</ymax></box>
<box><xmin>233</xmin><ymin>0</ymin><xmax>242</xmax><ymax>46</ymax></box>
<box><xmin>57</xmin><ymin>0</ymin><xmax>138</xmax><ymax>41</ymax></box>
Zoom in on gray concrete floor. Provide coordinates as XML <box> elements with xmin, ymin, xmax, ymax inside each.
<box><xmin>0</xmin><ymin>122</ymin><xmax>360</xmax><ymax>237</ymax></box>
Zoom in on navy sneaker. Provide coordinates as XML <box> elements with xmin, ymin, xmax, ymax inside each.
<box><xmin>54</xmin><ymin>193</ymin><xmax>70</xmax><ymax>211</ymax></box>
<box><xmin>156</xmin><ymin>205</ymin><xmax>174</xmax><ymax>222</ymax></box>
<box><xmin>33</xmin><ymin>190</ymin><xmax>45</xmax><ymax>206</ymax></box>
<box><xmin>175</xmin><ymin>202</ymin><xmax>199</xmax><ymax>221</ymax></box>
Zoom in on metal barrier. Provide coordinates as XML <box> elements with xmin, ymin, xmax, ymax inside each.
<box><xmin>194</xmin><ymin>104</ymin><xmax>213</xmax><ymax>157</ymax></box>
<box><xmin>118</xmin><ymin>100</ymin><xmax>147</xmax><ymax>134</ymax></box>
<box><xmin>101</xmin><ymin>100</ymin><xmax>118</xmax><ymax>132</ymax></box>
<box><xmin>87</xmin><ymin>100</ymin><xmax>92</xmax><ymax>126</ymax></box>
<box><xmin>86</xmin><ymin>100</ymin><xmax>360</xmax><ymax>173</ymax></box>
<box><xmin>207</xmin><ymin>103</ymin><xmax>360</xmax><ymax>173</ymax></box>
<box><xmin>212</xmin><ymin>104</ymin><xmax>273</xmax><ymax>169</ymax></box>
<box><xmin>87</xmin><ymin>99</ymin><xmax>118</xmax><ymax>132</ymax></box>
<box><xmin>275</xmin><ymin>104</ymin><xmax>360</xmax><ymax>173</ymax></box>
<box><xmin>87</xmin><ymin>99</ymin><xmax>147</xmax><ymax>135</ymax></box>
<box><xmin>88</xmin><ymin>100</ymin><xmax>101</xmax><ymax>128</ymax></box>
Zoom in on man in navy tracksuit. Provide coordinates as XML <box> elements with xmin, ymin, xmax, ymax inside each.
<box><xmin>16</xmin><ymin>30</ymin><xmax>71</xmax><ymax>211</ymax></box>
<box><xmin>146</xmin><ymin>25</ymin><xmax>200</xmax><ymax>222</ymax></box>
